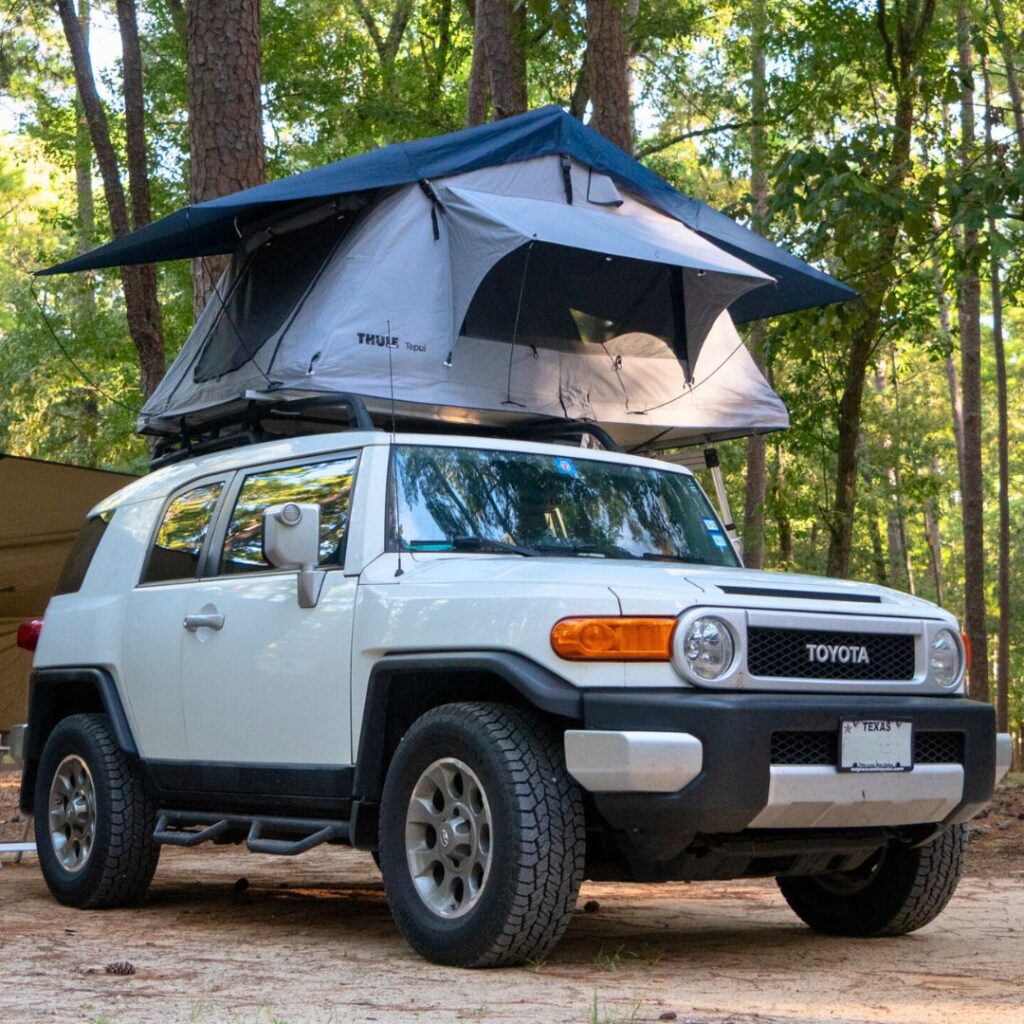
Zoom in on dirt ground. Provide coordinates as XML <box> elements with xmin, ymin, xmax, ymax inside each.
<box><xmin>2</xmin><ymin>766</ymin><xmax>1022</xmax><ymax>1024</ymax></box>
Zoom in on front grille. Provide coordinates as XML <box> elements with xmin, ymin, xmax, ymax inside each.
<box><xmin>770</xmin><ymin>730</ymin><xmax>964</xmax><ymax>766</ymax></box>
<box><xmin>914</xmin><ymin>731</ymin><xmax>964</xmax><ymax>765</ymax></box>
<box><xmin>771</xmin><ymin>731</ymin><xmax>838</xmax><ymax>765</ymax></box>
<box><xmin>748</xmin><ymin>627</ymin><xmax>915</xmax><ymax>681</ymax></box>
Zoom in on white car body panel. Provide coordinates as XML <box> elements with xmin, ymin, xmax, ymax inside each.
<box><xmin>180</xmin><ymin>570</ymin><xmax>357</xmax><ymax>764</ymax></box>
<box><xmin>36</xmin><ymin>430</ymin><xmax>968</xmax><ymax>768</ymax></box>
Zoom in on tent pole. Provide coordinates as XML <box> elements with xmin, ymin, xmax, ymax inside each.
<box><xmin>704</xmin><ymin>448</ymin><xmax>743</xmax><ymax>560</ymax></box>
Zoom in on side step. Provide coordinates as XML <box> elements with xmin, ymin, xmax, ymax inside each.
<box><xmin>154</xmin><ymin>810</ymin><xmax>350</xmax><ymax>856</ymax></box>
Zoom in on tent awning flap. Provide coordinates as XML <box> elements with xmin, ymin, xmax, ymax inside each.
<box><xmin>442</xmin><ymin>187</ymin><xmax>774</xmax><ymax>282</ymax></box>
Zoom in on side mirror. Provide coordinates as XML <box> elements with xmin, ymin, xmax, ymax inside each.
<box><xmin>263</xmin><ymin>502</ymin><xmax>325</xmax><ymax>608</ymax></box>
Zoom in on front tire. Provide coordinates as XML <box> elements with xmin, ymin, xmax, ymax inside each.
<box><xmin>379</xmin><ymin>702</ymin><xmax>586</xmax><ymax>967</ymax></box>
<box><xmin>777</xmin><ymin>824</ymin><xmax>968</xmax><ymax>936</ymax></box>
<box><xmin>34</xmin><ymin>713</ymin><xmax>160</xmax><ymax>908</ymax></box>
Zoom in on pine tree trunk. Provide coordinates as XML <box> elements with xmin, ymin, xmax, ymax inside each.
<box><xmin>586</xmin><ymin>0</ymin><xmax>633</xmax><ymax>152</ymax></box>
<box><xmin>956</xmin><ymin>0</ymin><xmax>989</xmax><ymax>702</ymax></box>
<box><xmin>985</xmin><ymin>59</ymin><xmax>1010</xmax><ymax>733</ymax></box>
<box><xmin>923</xmin><ymin>499</ymin><xmax>944</xmax><ymax>606</ymax></box>
<box><xmin>932</xmin><ymin>230</ymin><xmax>965</xmax><ymax>478</ymax></box>
<box><xmin>825</xmin><ymin>1</ymin><xmax>940</xmax><ymax>578</ymax></box>
<box><xmin>55</xmin><ymin>0</ymin><xmax>165</xmax><ymax>399</ymax></box>
<box><xmin>769</xmin><ymin>447</ymin><xmax>793</xmax><ymax>568</ymax></box>
<box><xmin>471</xmin><ymin>0</ymin><xmax>526</xmax><ymax>122</ymax></box>
<box><xmin>73</xmin><ymin>0</ymin><xmax>93</xmax><ymax>253</ymax></box>
<box><xmin>825</xmin><ymin>0</ymin><xmax>933</xmax><ymax>578</ymax></box>
<box><xmin>991</xmin><ymin>0</ymin><xmax>1024</xmax><ymax>150</ymax></box>
<box><xmin>116</xmin><ymin>0</ymin><xmax>165</xmax><ymax>397</ymax></box>
<box><xmin>869</xmin><ymin>515</ymin><xmax>888</xmax><ymax>585</ymax></box>
<box><xmin>743</xmin><ymin>0</ymin><xmax>769</xmax><ymax>569</ymax></box>
<box><xmin>186</xmin><ymin>0</ymin><xmax>265</xmax><ymax>318</ymax></box>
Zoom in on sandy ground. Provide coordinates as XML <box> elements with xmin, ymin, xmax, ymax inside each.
<box><xmin>2</xmin><ymin>768</ymin><xmax>1022</xmax><ymax>1024</ymax></box>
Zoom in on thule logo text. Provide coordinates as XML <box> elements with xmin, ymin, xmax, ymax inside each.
<box><xmin>357</xmin><ymin>331</ymin><xmax>399</xmax><ymax>349</ymax></box>
<box><xmin>806</xmin><ymin>643</ymin><xmax>870</xmax><ymax>665</ymax></box>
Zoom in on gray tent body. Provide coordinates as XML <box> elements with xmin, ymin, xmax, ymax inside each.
<box><xmin>142</xmin><ymin>155</ymin><xmax>789</xmax><ymax>449</ymax></box>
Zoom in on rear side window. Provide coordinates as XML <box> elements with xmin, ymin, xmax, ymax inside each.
<box><xmin>141</xmin><ymin>483</ymin><xmax>224</xmax><ymax>584</ymax></box>
<box><xmin>220</xmin><ymin>457</ymin><xmax>357</xmax><ymax>575</ymax></box>
<box><xmin>54</xmin><ymin>513</ymin><xmax>112</xmax><ymax>595</ymax></box>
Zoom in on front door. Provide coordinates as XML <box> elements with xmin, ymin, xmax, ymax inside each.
<box><xmin>180</xmin><ymin>453</ymin><xmax>360</xmax><ymax>767</ymax></box>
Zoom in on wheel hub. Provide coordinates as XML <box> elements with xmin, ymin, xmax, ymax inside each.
<box><xmin>48</xmin><ymin>754</ymin><xmax>96</xmax><ymax>873</ymax></box>
<box><xmin>405</xmin><ymin>757</ymin><xmax>493</xmax><ymax>919</ymax></box>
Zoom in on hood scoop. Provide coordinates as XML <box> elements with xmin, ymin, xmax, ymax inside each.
<box><xmin>716</xmin><ymin>584</ymin><xmax>882</xmax><ymax>604</ymax></box>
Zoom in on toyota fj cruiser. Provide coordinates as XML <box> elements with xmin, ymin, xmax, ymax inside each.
<box><xmin>18</xmin><ymin>429</ymin><xmax>1011</xmax><ymax>966</ymax></box>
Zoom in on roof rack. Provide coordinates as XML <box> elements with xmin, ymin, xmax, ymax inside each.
<box><xmin>148</xmin><ymin>393</ymin><xmax>377</xmax><ymax>470</ymax></box>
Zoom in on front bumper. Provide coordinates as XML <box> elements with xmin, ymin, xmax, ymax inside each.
<box><xmin>572</xmin><ymin>691</ymin><xmax>999</xmax><ymax>842</ymax></box>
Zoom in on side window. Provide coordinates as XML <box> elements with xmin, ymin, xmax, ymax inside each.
<box><xmin>54</xmin><ymin>512</ymin><xmax>112</xmax><ymax>595</ymax></box>
<box><xmin>220</xmin><ymin>457</ymin><xmax>357</xmax><ymax>575</ymax></box>
<box><xmin>141</xmin><ymin>483</ymin><xmax>224</xmax><ymax>585</ymax></box>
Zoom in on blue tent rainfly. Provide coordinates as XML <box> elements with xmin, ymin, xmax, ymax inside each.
<box><xmin>38</xmin><ymin>106</ymin><xmax>855</xmax><ymax>324</ymax></box>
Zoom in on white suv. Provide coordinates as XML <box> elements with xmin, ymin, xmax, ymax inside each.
<box><xmin>19</xmin><ymin>430</ymin><xmax>1010</xmax><ymax>966</ymax></box>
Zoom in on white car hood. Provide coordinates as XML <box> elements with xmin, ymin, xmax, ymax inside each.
<box><xmin>382</xmin><ymin>554</ymin><xmax>944</xmax><ymax>619</ymax></box>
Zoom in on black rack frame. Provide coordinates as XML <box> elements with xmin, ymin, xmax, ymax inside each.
<box><xmin>147</xmin><ymin>392</ymin><xmax>623</xmax><ymax>469</ymax></box>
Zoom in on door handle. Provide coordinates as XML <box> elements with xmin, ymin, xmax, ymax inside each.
<box><xmin>183</xmin><ymin>613</ymin><xmax>225</xmax><ymax>632</ymax></box>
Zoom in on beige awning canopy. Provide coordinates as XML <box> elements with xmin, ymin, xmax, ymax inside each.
<box><xmin>1</xmin><ymin>454</ymin><xmax>135</xmax><ymax>732</ymax></box>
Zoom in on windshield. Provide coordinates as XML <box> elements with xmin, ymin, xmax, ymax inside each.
<box><xmin>390</xmin><ymin>444</ymin><xmax>740</xmax><ymax>567</ymax></box>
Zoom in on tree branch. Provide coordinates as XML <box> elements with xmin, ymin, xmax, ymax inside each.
<box><xmin>636</xmin><ymin>119</ymin><xmax>763</xmax><ymax>158</ymax></box>
<box><xmin>875</xmin><ymin>0</ymin><xmax>898</xmax><ymax>87</ymax></box>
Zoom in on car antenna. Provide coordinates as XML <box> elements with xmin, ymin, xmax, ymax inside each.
<box><xmin>386</xmin><ymin>318</ymin><xmax>404</xmax><ymax>578</ymax></box>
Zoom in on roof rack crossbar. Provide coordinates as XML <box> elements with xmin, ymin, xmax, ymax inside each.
<box><xmin>147</xmin><ymin>392</ymin><xmax>376</xmax><ymax>469</ymax></box>
<box><xmin>516</xmin><ymin>419</ymin><xmax>623</xmax><ymax>453</ymax></box>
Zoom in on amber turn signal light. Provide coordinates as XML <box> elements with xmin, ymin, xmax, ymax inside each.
<box><xmin>961</xmin><ymin>630</ymin><xmax>972</xmax><ymax>672</ymax></box>
<box><xmin>551</xmin><ymin>617</ymin><xmax>676</xmax><ymax>661</ymax></box>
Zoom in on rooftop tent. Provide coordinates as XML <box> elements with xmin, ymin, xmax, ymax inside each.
<box><xmin>136</xmin><ymin>155</ymin><xmax>785</xmax><ymax>448</ymax></box>
<box><xmin>37</xmin><ymin>108</ymin><xmax>855</xmax><ymax>450</ymax></box>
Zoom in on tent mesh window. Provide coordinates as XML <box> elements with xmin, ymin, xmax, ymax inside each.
<box><xmin>461</xmin><ymin>243</ymin><xmax>681</xmax><ymax>357</ymax></box>
<box><xmin>193</xmin><ymin>215</ymin><xmax>350</xmax><ymax>383</ymax></box>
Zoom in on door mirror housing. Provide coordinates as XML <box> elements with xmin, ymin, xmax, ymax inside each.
<box><xmin>263</xmin><ymin>502</ymin><xmax>325</xmax><ymax>608</ymax></box>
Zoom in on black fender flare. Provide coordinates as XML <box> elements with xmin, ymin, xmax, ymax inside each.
<box><xmin>19</xmin><ymin>667</ymin><xmax>137</xmax><ymax>813</ymax></box>
<box><xmin>349</xmin><ymin>651</ymin><xmax>582</xmax><ymax>847</ymax></box>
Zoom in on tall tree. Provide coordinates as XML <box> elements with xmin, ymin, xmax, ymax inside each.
<box><xmin>955</xmin><ymin>0</ymin><xmax>988</xmax><ymax>701</ymax></box>
<box><xmin>984</xmin><ymin>57</ymin><xmax>1010</xmax><ymax>732</ymax></box>
<box><xmin>825</xmin><ymin>0</ymin><xmax>938</xmax><ymax>578</ymax></box>
<box><xmin>991</xmin><ymin>0</ymin><xmax>1024</xmax><ymax>148</ymax></box>
<box><xmin>586</xmin><ymin>0</ymin><xmax>632</xmax><ymax>152</ymax></box>
<box><xmin>72</xmin><ymin>0</ymin><xmax>93</xmax><ymax>253</ymax></box>
<box><xmin>466</xmin><ymin>0</ymin><xmax>526</xmax><ymax>124</ymax></box>
<box><xmin>54</xmin><ymin>0</ymin><xmax>166</xmax><ymax>399</ymax></box>
<box><xmin>186</xmin><ymin>0</ymin><xmax>265</xmax><ymax>317</ymax></box>
<box><xmin>743</xmin><ymin>0</ymin><xmax>768</xmax><ymax>568</ymax></box>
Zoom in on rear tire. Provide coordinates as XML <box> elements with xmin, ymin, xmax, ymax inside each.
<box><xmin>379</xmin><ymin>702</ymin><xmax>586</xmax><ymax>967</ymax></box>
<box><xmin>34</xmin><ymin>713</ymin><xmax>160</xmax><ymax>908</ymax></box>
<box><xmin>777</xmin><ymin>824</ymin><xmax>968</xmax><ymax>936</ymax></box>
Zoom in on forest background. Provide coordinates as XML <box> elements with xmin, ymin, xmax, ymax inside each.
<box><xmin>0</xmin><ymin>0</ymin><xmax>1020</xmax><ymax>755</ymax></box>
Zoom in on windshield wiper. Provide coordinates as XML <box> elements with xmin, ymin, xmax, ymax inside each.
<box><xmin>534</xmin><ymin>542</ymin><xmax>638</xmax><ymax>559</ymax></box>
<box><xmin>641</xmin><ymin>552</ymin><xmax>715</xmax><ymax>564</ymax></box>
<box><xmin>452</xmin><ymin>536</ymin><xmax>538</xmax><ymax>556</ymax></box>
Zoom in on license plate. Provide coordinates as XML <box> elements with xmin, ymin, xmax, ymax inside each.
<box><xmin>839</xmin><ymin>719</ymin><xmax>913</xmax><ymax>773</ymax></box>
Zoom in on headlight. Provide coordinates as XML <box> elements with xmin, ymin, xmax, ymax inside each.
<box><xmin>930</xmin><ymin>629</ymin><xmax>961</xmax><ymax>688</ymax></box>
<box><xmin>680</xmin><ymin>616</ymin><xmax>735</xmax><ymax>680</ymax></box>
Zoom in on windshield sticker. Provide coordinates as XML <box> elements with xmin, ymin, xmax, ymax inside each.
<box><xmin>710</xmin><ymin>532</ymin><xmax>729</xmax><ymax>549</ymax></box>
<box><xmin>702</xmin><ymin>517</ymin><xmax>718</xmax><ymax>530</ymax></box>
<box><xmin>552</xmin><ymin>457</ymin><xmax>579</xmax><ymax>478</ymax></box>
